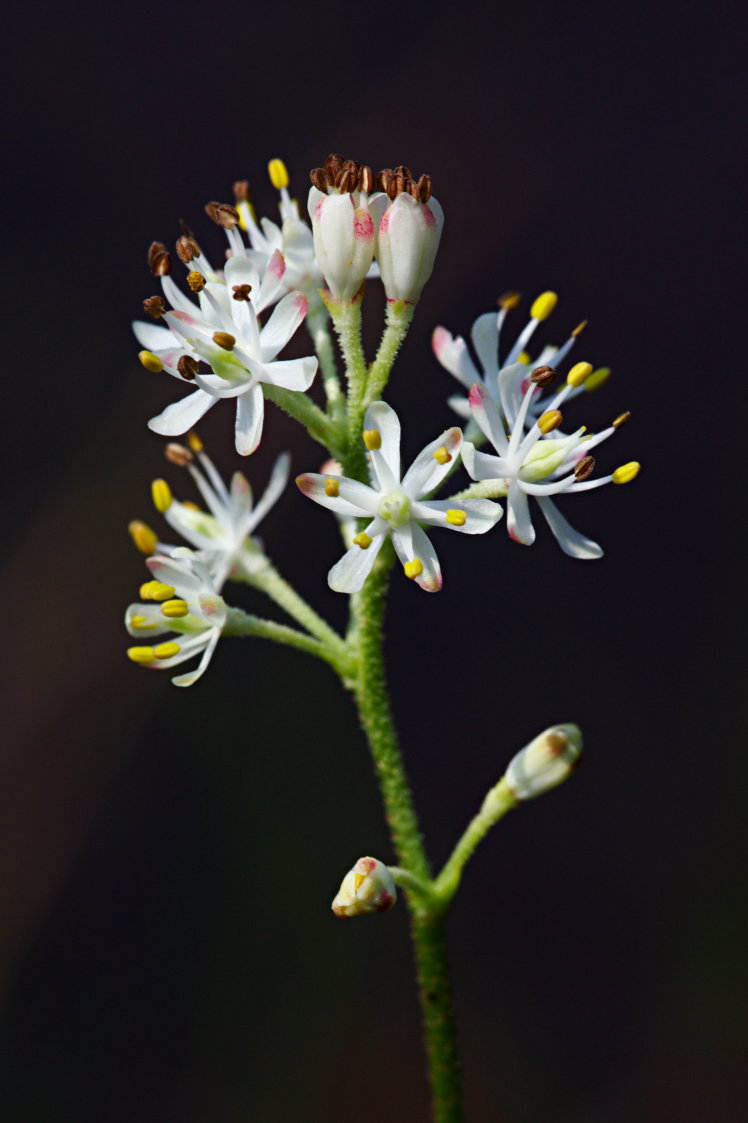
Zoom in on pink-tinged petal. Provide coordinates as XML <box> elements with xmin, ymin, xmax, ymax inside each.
<box><xmin>260</xmin><ymin>291</ymin><xmax>309</xmax><ymax>360</ymax></box>
<box><xmin>470</xmin><ymin>312</ymin><xmax>499</xmax><ymax>378</ymax></box>
<box><xmin>224</xmin><ymin>253</ymin><xmax>260</xmax><ymax>290</ymax></box>
<box><xmin>229</xmin><ymin>470</ymin><xmax>253</xmax><ymax>523</ymax></box>
<box><xmin>411</xmin><ymin>498</ymin><xmax>503</xmax><ymax>534</ymax></box>
<box><xmin>402</xmin><ymin>427</ymin><xmax>462</xmax><ymax>497</ymax></box>
<box><xmin>148</xmin><ymin>389</ymin><xmax>215</xmax><ymax>436</ymax></box>
<box><xmin>295</xmin><ymin>473</ymin><xmax>379</xmax><ymax>518</ymax></box>
<box><xmin>256</xmin><ymin>249</ymin><xmax>288</xmax><ymax>311</ymax></box>
<box><xmin>172</xmin><ymin>630</ymin><xmax>221</xmax><ymax>687</ymax></box>
<box><xmin>468</xmin><ymin>382</ymin><xmax>509</xmax><ymax>453</ymax></box>
<box><xmin>391</xmin><ymin>523</ymin><xmax>442</xmax><ymax>592</ymax></box>
<box><xmin>363</xmin><ymin>401</ymin><xmax>401</xmax><ymax>484</ymax></box>
<box><xmin>431</xmin><ymin>326</ymin><xmax>481</xmax><ymax>389</ymax></box>
<box><xmin>536</xmin><ymin>497</ymin><xmax>603</xmax><ymax>560</ymax></box>
<box><xmin>261</xmin><ymin>356</ymin><xmax>317</xmax><ymax>392</ymax></box>
<box><xmin>234</xmin><ymin>383</ymin><xmax>264</xmax><ymax>455</ymax></box>
<box><xmin>506</xmin><ymin>480</ymin><xmax>535</xmax><ymax>545</ymax></box>
<box><xmin>328</xmin><ymin>531</ymin><xmax>386</xmax><ymax>594</ymax></box>
<box><xmin>498</xmin><ymin>362</ymin><xmax>532</xmax><ymax>431</ymax></box>
<box><xmin>461</xmin><ymin>441</ymin><xmax>510</xmax><ymax>482</ymax></box>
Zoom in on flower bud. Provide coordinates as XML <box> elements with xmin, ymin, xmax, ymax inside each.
<box><xmin>371</xmin><ymin>191</ymin><xmax>444</xmax><ymax>304</ymax></box>
<box><xmin>307</xmin><ymin>186</ymin><xmax>376</xmax><ymax>300</ymax></box>
<box><xmin>331</xmin><ymin>856</ymin><xmax>397</xmax><ymax>918</ymax></box>
<box><xmin>504</xmin><ymin>724</ymin><xmax>583</xmax><ymax>801</ymax></box>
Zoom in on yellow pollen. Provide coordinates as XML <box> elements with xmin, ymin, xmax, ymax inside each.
<box><xmin>445</xmin><ymin>508</ymin><xmax>467</xmax><ymax>526</ymax></box>
<box><xmin>138</xmin><ymin>350</ymin><xmax>163</xmax><ymax>373</ymax></box>
<box><xmin>363</xmin><ymin>428</ymin><xmax>381</xmax><ymax>450</ymax></box>
<box><xmin>353</xmin><ymin>872</ymin><xmax>365</xmax><ymax>890</ymax></box>
<box><xmin>517</xmin><ymin>350</ymin><xmax>531</xmax><ymax>365</ymax></box>
<box><xmin>139</xmin><ymin>580</ymin><xmax>176</xmax><ymax>602</ymax></box>
<box><xmin>612</xmin><ymin>461</ymin><xmax>641</xmax><ymax>485</ymax></box>
<box><xmin>212</xmin><ymin>331</ymin><xmax>236</xmax><ymax>351</ymax></box>
<box><xmin>160</xmin><ymin>599</ymin><xmax>189</xmax><ymax>618</ymax></box>
<box><xmin>353</xmin><ymin>531</ymin><xmax>372</xmax><ymax>550</ymax></box>
<box><xmin>433</xmin><ymin>446</ymin><xmax>452</xmax><ymax>465</ymax></box>
<box><xmin>187</xmin><ymin>270</ymin><xmax>206</xmax><ymax>292</ymax></box>
<box><xmin>538</xmin><ymin>409</ymin><xmax>563</xmax><ymax>434</ymax></box>
<box><xmin>154</xmin><ymin>642</ymin><xmax>181</xmax><ymax>659</ymax></box>
<box><xmin>128</xmin><ymin>520</ymin><xmax>158</xmax><ymax>555</ymax></box>
<box><xmin>571</xmin><ymin>319</ymin><xmax>588</xmax><ymax>338</ymax></box>
<box><xmin>268</xmin><ymin>158</ymin><xmax>289</xmax><ymax>189</ymax></box>
<box><xmin>127</xmin><ymin>645</ymin><xmax>155</xmax><ymax>664</ymax></box>
<box><xmin>567</xmin><ymin>361</ymin><xmax>594</xmax><ymax>387</ymax></box>
<box><xmin>585</xmin><ymin>366</ymin><xmax>611</xmax><ymax>392</ymax></box>
<box><xmin>151</xmin><ymin>478</ymin><xmax>172</xmax><ymax>513</ymax></box>
<box><xmin>404</xmin><ymin>558</ymin><xmax>424</xmax><ymax>579</ymax></box>
<box><xmin>530</xmin><ymin>291</ymin><xmax>558</xmax><ymax>321</ymax></box>
<box><xmin>130</xmin><ymin>615</ymin><xmax>157</xmax><ymax>631</ymax></box>
<box><xmin>498</xmin><ymin>291</ymin><xmax>522</xmax><ymax>311</ymax></box>
<box><xmin>187</xmin><ymin>431</ymin><xmax>204</xmax><ymax>453</ymax></box>
<box><xmin>324</xmin><ymin>478</ymin><xmax>340</xmax><ymax>497</ymax></box>
<box><xmin>612</xmin><ymin>411</ymin><xmax>630</xmax><ymax>430</ymax></box>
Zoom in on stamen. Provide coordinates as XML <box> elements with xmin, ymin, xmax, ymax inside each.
<box><xmin>147</xmin><ymin>242</ymin><xmax>171</xmax><ymax>276</ymax></box>
<box><xmin>233</xmin><ymin>180</ymin><xmax>250</xmax><ymax>202</ymax></box>
<box><xmin>212</xmin><ymin>331</ymin><xmax>236</xmax><ymax>351</ymax></box>
<box><xmin>165</xmin><ymin>443</ymin><xmax>193</xmax><ymax>467</ymax></box>
<box><xmin>232</xmin><ymin>283</ymin><xmax>252</xmax><ymax>302</ymax></box>
<box><xmin>268</xmin><ymin>158</ymin><xmax>289</xmax><ymax>189</ymax></box>
<box><xmin>187</xmin><ymin>271</ymin><xmax>206</xmax><ymax>293</ymax></box>
<box><xmin>176</xmin><ymin>235</ymin><xmax>201</xmax><ymax>263</ymax></box>
<box><xmin>417</xmin><ymin>174</ymin><xmax>432</xmax><ymax>203</ymax></box>
<box><xmin>127</xmin><ymin>646</ymin><xmax>155</xmax><ymax>664</ymax></box>
<box><xmin>139</xmin><ymin>581</ymin><xmax>175</xmax><ymax>602</ymax></box>
<box><xmin>612</xmin><ymin>411</ymin><xmax>630</xmax><ymax>429</ymax></box>
<box><xmin>377</xmin><ymin>168</ymin><xmax>393</xmax><ymax>191</ymax></box>
<box><xmin>612</xmin><ymin>462</ymin><xmax>640</xmax><ymax>485</ymax></box>
<box><xmin>324</xmin><ymin>478</ymin><xmax>340</xmax><ymax>497</ymax></box>
<box><xmin>160</xmin><ymin>599</ymin><xmax>189</xmax><ymax>619</ymax></box>
<box><xmin>498</xmin><ymin>291</ymin><xmax>522</xmax><ymax>311</ymax></box>
<box><xmin>404</xmin><ymin>558</ymin><xmax>424</xmax><ymax>579</ymax></box>
<box><xmin>309</xmin><ymin>167</ymin><xmax>330</xmax><ymax>192</ymax></box>
<box><xmin>537</xmin><ymin>410</ymin><xmax>563</xmax><ymax>434</ymax></box>
<box><xmin>154</xmin><ymin>642</ymin><xmax>181</xmax><ymax>659</ymax></box>
<box><xmin>530</xmin><ymin>291</ymin><xmax>557</xmax><ymax>321</ymax></box>
<box><xmin>181</xmin><ymin>501</ymin><xmax>201</xmax><ymax>512</ymax></box>
<box><xmin>128</xmin><ymin>520</ymin><xmax>158</xmax><ymax>555</ymax></box>
<box><xmin>574</xmin><ymin>455</ymin><xmax>595</xmax><ymax>481</ymax></box>
<box><xmin>177</xmin><ymin>355</ymin><xmax>198</xmax><ymax>381</ymax></box>
<box><xmin>571</xmin><ymin>320</ymin><xmax>588</xmax><ymax>337</ymax></box>
<box><xmin>151</xmin><ymin>478</ymin><xmax>172</xmax><ymax>513</ymax></box>
<box><xmin>353</xmin><ymin>531</ymin><xmax>372</xmax><ymax>549</ymax></box>
<box><xmin>433</xmin><ymin>446</ymin><xmax>452</xmax><ymax>465</ymax></box>
<box><xmin>531</xmin><ymin>364</ymin><xmax>557</xmax><ymax>387</ymax></box>
<box><xmin>129</xmin><ymin>616</ymin><xmax>156</xmax><ymax>631</ymax></box>
<box><xmin>363</xmin><ymin>428</ymin><xmax>381</xmax><ymax>450</ymax></box>
<box><xmin>445</xmin><ymin>509</ymin><xmax>467</xmax><ymax>526</ymax></box>
<box><xmin>187</xmin><ymin>431</ymin><xmax>204</xmax><ymax>453</ymax></box>
<box><xmin>138</xmin><ymin>350</ymin><xmax>163</xmax><ymax>373</ymax></box>
<box><xmin>204</xmin><ymin>201</ymin><xmax>240</xmax><ymax>229</ymax></box>
<box><xmin>517</xmin><ymin>351</ymin><xmax>531</xmax><ymax>364</ymax></box>
<box><xmin>585</xmin><ymin>366</ymin><xmax>611</xmax><ymax>392</ymax></box>
<box><xmin>567</xmin><ymin>361</ymin><xmax>593</xmax><ymax>387</ymax></box>
<box><xmin>143</xmin><ymin>296</ymin><xmax>165</xmax><ymax>319</ymax></box>
<box><xmin>358</xmin><ymin>165</ymin><xmax>374</xmax><ymax>193</ymax></box>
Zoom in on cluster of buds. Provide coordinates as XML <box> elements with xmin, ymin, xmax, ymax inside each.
<box><xmin>331</xmin><ymin>857</ymin><xmax>397</xmax><ymax>918</ymax></box>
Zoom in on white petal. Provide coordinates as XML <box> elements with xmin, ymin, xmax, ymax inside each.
<box><xmin>262</xmin><ymin>356</ymin><xmax>317</xmax><ymax>392</ymax></box>
<box><xmin>506</xmin><ymin>480</ymin><xmax>535</xmax><ymax>545</ymax></box>
<box><xmin>234</xmin><ymin>384</ymin><xmax>264</xmax><ymax>455</ymax></box>
<box><xmin>391</xmin><ymin>523</ymin><xmax>442</xmax><ymax>592</ymax></box>
<box><xmin>296</xmin><ymin>473</ymin><xmax>379</xmax><ymax>517</ymax></box>
<box><xmin>363</xmin><ymin>401</ymin><xmax>401</xmax><ymax>483</ymax></box>
<box><xmin>468</xmin><ymin>383</ymin><xmax>508</xmax><ymax>454</ymax></box>
<box><xmin>172</xmin><ymin>629</ymin><xmax>221</xmax><ymax>687</ymax></box>
<box><xmin>146</xmin><ymin>555</ymin><xmax>204</xmax><ymax>595</ymax></box>
<box><xmin>411</xmin><ymin>498</ymin><xmax>503</xmax><ymax>534</ymax></box>
<box><xmin>148</xmin><ymin>389</ymin><xmax>215</xmax><ymax>436</ymax></box>
<box><xmin>431</xmin><ymin>326</ymin><xmax>481</xmax><ymax>389</ymax></box>
<box><xmin>461</xmin><ymin>441</ymin><xmax>508</xmax><ymax>482</ymax></box>
<box><xmin>132</xmin><ymin>321</ymin><xmax>176</xmax><ymax>350</ymax></box>
<box><xmin>259</xmin><ymin>291</ymin><xmax>308</xmax><ymax>360</ymax></box>
<box><xmin>470</xmin><ymin>312</ymin><xmax>499</xmax><ymax>379</ymax></box>
<box><xmin>328</xmin><ymin>532</ymin><xmax>386</xmax><ymax>593</ymax></box>
<box><xmin>402</xmin><ymin>428</ymin><xmax>463</xmax><ymax>496</ymax></box>
<box><xmin>244</xmin><ymin>452</ymin><xmax>289</xmax><ymax>533</ymax></box>
<box><xmin>537</xmin><ymin>497</ymin><xmax>603</xmax><ymax>559</ymax></box>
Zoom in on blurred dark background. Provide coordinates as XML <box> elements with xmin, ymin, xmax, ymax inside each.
<box><xmin>2</xmin><ymin>1</ymin><xmax>745</xmax><ymax>1119</ymax></box>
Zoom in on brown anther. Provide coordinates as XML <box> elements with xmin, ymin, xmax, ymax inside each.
<box><xmin>310</xmin><ymin>167</ymin><xmax>329</xmax><ymax>192</ymax></box>
<box><xmin>178</xmin><ymin>219</ymin><xmax>196</xmax><ymax>238</ymax></box>
<box><xmin>233</xmin><ymin>180</ymin><xmax>250</xmax><ymax>202</ymax></box>
<box><xmin>187</xmin><ymin>271</ymin><xmax>206</xmax><ymax>293</ymax></box>
<box><xmin>377</xmin><ymin>168</ymin><xmax>393</xmax><ymax>191</ymax></box>
<box><xmin>143</xmin><ymin>296</ymin><xmax>166</xmax><ymax>319</ymax></box>
<box><xmin>546</xmin><ymin>731</ymin><xmax>568</xmax><ymax>757</ymax></box>
<box><xmin>324</xmin><ymin>154</ymin><xmax>344</xmax><ymax>179</ymax></box>
<box><xmin>165</xmin><ymin>442</ymin><xmax>193</xmax><ymax>467</ymax></box>
<box><xmin>358</xmin><ymin>165</ymin><xmax>374</xmax><ymax>193</ymax></box>
<box><xmin>212</xmin><ymin>331</ymin><xmax>236</xmax><ymax>351</ymax></box>
<box><xmin>417</xmin><ymin>174</ymin><xmax>432</xmax><ymax>203</ymax></box>
<box><xmin>498</xmin><ymin>291</ymin><xmax>522</xmax><ymax>311</ymax></box>
<box><xmin>393</xmin><ymin>165</ymin><xmax>412</xmax><ymax>180</ymax></box>
<box><xmin>148</xmin><ymin>241</ymin><xmax>171</xmax><ymax>276</ymax></box>
<box><xmin>342</xmin><ymin>158</ymin><xmax>360</xmax><ymax>176</ymax></box>
<box><xmin>574</xmin><ymin>455</ymin><xmax>596</xmax><ymax>482</ymax></box>
<box><xmin>336</xmin><ymin>167</ymin><xmax>357</xmax><ymax>193</ymax></box>
<box><xmin>205</xmin><ymin>201</ymin><xmax>240</xmax><ymax>229</ymax></box>
<box><xmin>530</xmin><ymin>364</ymin><xmax>557</xmax><ymax>387</ymax></box>
<box><xmin>147</xmin><ymin>241</ymin><xmax>168</xmax><ymax>270</ymax></box>
<box><xmin>232</xmin><ymin>283</ymin><xmax>252</xmax><ymax>302</ymax></box>
<box><xmin>408</xmin><ymin>179</ymin><xmax>420</xmax><ymax>199</ymax></box>
<box><xmin>177</xmin><ymin>355</ymin><xmax>199</xmax><ymax>381</ymax></box>
<box><xmin>613</xmin><ymin>411</ymin><xmax>631</xmax><ymax>429</ymax></box>
<box><xmin>176</xmin><ymin>235</ymin><xmax>201</xmax><ymax>263</ymax></box>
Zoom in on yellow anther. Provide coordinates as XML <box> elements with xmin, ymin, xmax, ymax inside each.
<box><xmin>404</xmin><ymin>558</ymin><xmax>424</xmax><ymax>579</ymax></box>
<box><xmin>445</xmin><ymin>509</ymin><xmax>467</xmax><ymax>526</ymax></box>
<box><xmin>612</xmin><ymin>461</ymin><xmax>641</xmax><ymax>485</ymax></box>
<box><xmin>160</xmin><ymin>599</ymin><xmax>189</xmax><ymax>619</ymax></box>
<box><xmin>138</xmin><ymin>350</ymin><xmax>163</xmax><ymax>373</ymax></box>
<box><xmin>324</xmin><ymin>478</ymin><xmax>340</xmax><ymax>497</ymax></box>
<box><xmin>571</xmin><ymin>319</ymin><xmax>588</xmax><ymax>338</ymax></box>
<box><xmin>151</xmin><ymin>478</ymin><xmax>172</xmax><ymax>513</ymax></box>
<box><xmin>530</xmin><ymin>291</ymin><xmax>558</xmax><ymax>321</ymax></box>
<box><xmin>127</xmin><ymin>645</ymin><xmax>155</xmax><ymax>664</ymax></box>
<box><xmin>353</xmin><ymin>531</ymin><xmax>372</xmax><ymax>550</ymax></box>
<box><xmin>139</xmin><ymin>580</ymin><xmax>176</xmax><ymax>601</ymax></box>
<box><xmin>181</xmin><ymin>500</ymin><xmax>201</xmax><ymax>512</ymax></box>
<box><xmin>187</xmin><ymin>431</ymin><xmax>204</xmax><ymax>453</ymax></box>
<box><xmin>538</xmin><ymin>410</ymin><xmax>563</xmax><ymax>434</ymax></box>
<box><xmin>612</xmin><ymin>411</ymin><xmax>630</xmax><ymax>430</ymax></box>
<box><xmin>153</xmin><ymin>642</ymin><xmax>181</xmax><ymax>659</ymax></box>
<box><xmin>353</xmin><ymin>872</ymin><xmax>365</xmax><ymax>890</ymax></box>
<box><xmin>187</xmin><ymin>270</ymin><xmax>206</xmax><ymax>293</ymax></box>
<box><xmin>130</xmin><ymin>615</ymin><xmax>157</xmax><ymax>631</ymax></box>
<box><xmin>212</xmin><ymin>331</ymin><xmax>236</xmax><ymax>351</ymax></box>
<box><xmin>128</xmin><ymin>520</ymin><xmax>158</xmax><ymax>555</ymax></box>
<box><xmin>363</xmin><ymin>428</ymin><xmax>381</xmax><ymax>450</ymax></box>
<box><xmin>498</xmin><ymin>291</ymin><xmax>522</xmax><ymax>311</ymax></box>
<box><xmin>517</xmin><ymin>350</ymin><xmax>531</xmax><ymax>365</ymax></box>
<box><xmin>433</xmin><ymin>446</ymin><xmax>452</xmax><ymax>465</ymax></box>
<box><xmin>584</xmin><ymin>366</ymin><xmax>611</xmax><ymax>392</ymax></box>
<box><xmin>567</xmin><ymin>361</ymin><xmax>594</xmax><ymax>387</ymax></box>
<box><xmin>268</xmin><ymin>158</ymin><xmax>289</xmax><ymax>189</ymax></box>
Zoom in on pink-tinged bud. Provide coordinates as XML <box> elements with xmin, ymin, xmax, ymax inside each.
<box><xmin>371</xmin><ymin>191</ymin><xmax>444</xmax><ymax>303</ymax></box>
<box><xmin>504</xmin><ymin>724</ymin><xmax>583</xmax><ymax>801</ymax></box>
<box><xmin>331</xmin><ymin>856</ymin><xmax>397</xmax><ymax>918</ymax></box>
<box><xmin>307</xmin><ymin>186</ymin><xmax>376</xmax><ymax>300</ymax></box>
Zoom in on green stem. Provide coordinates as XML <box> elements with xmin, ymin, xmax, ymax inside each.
<box><xmin>433</xmin><ymin>779</ymin><xmax>517</xmax><ymax>907</ymax></box>
<box><xmin>224</xmin><ymin>607</ymin><xmax>343</xmax><ymax>671</ymax></box>
<box><xmin>326</xmin><ymin>293</ymin><xmax>370</xmax><ymax>481</ymax></box>
<box><xmin>307</xmin><ymin>303</ymin><xmax>344</xmax><ymax>417</ymax></box>
<box><xmin>364</xmin><ymin>300</ymin><xmax>415</xmax><ymax>406</ymax></box>
<box><xmin>243</xmin><ymin>562</ymin><xmax>350</xmax><ymax>667</ymax></box>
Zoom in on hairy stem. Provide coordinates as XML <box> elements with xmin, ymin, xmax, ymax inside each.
<box><xmin>433</xmin><ymin>778</ymin><xmax>517</xmax><ymax>907</ymax></box>
<box><xmin>365</xmin><ymin>300</ymin><xmax>415</xmax><ymax>406</ymax></box>
<box><xmin>244</xmin><ymin>562</ymin><xmax>349</xmax><ymax>665</ymax></box>
<box><xmin>224</xmin><ymin>607</ymin><xmax>343</xmax><ymax>670</ymax></box>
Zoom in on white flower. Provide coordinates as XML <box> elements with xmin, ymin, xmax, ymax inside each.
<box><xmin>296</xmin><ymin>401</ymin><xmax>502</xmax><ymax>593</ymax></box>
<box><xmin>125</xmin><ymin>551</ymin><xmax>227</xmax><ymax>687</ymax></box>
<box><xmin>504</xmin><ymin>724</ymin><xmax>583</xmax><ymax>801</ymax></box>
<box><xmin>462</xmin><ymin>373</ymin><xmax>640</xmax><ymax>559</ymax></box>
<box><xmin>370</xmin><ymin>168</ymin><xmax>443</xmax><ymax>304</ymax></box>
<box><xmin>433</xmin><ymin>291</ymin><xmax>608</xmax><ymax>425</ymax></box>
<box><xmin>307</xmin><ymin>155</ymin><xmax>378</xmax><ymax>300</ymax></box>
<box><xmin>332</xmin><ymin>857</ymin><xmax>397</xmax><ymax>918</ymax></box>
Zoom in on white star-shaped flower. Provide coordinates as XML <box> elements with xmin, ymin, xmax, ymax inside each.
<box><xmin>296</xmin><ymin>401</ymin><xmax>502</xmax><ymax>593</ymax></box>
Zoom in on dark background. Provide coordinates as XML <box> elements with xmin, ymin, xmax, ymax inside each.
<box><xmin>2</xmin><ymin>1</ymin><xmax>745</xmax><ymax>1119</ymax></box>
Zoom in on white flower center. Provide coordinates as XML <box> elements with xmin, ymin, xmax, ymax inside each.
<box><xmin>378</xmin><ymin>490</ymin><xmax>411</xmax><ymax>528</ymax></box>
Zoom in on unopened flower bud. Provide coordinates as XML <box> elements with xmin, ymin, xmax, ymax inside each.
<box><xmin>504</xmin><ymin>724</ymin><xmax>583</xmax><ymax>801</ymax></box>
<box><xmin>331</xmin><ymin>857</ymin><xmax>397</xmax><ymax>918</ymax></box>
<box><xmin>307</xmin><ymin>185</ymin><xmax>376</xmax><ymax>300</ymax></box>
<box><xmin>371</xmin><ymin>188</ymin><xmax>444</xmax><ymax>304</ymax></box>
